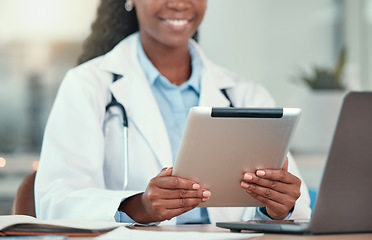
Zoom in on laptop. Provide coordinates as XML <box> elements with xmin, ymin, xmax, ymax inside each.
<box><xmin>216</xmin><ymin>91</ymin><xmax>372</xmax><ymax>234</ymax></box>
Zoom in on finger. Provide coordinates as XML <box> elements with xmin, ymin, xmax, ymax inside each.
<box><xmin>169</xmin><ymin>205</ymin><xmax>197</xmax><ymax>218</ymax></box>
<box><xmin>154</xmin><ymin>176</ymin><xmax>201</xmax><ymax>190</ymax></box>
<box><xmin>241</xmin><ymin>174</ymin><xmax>287</xmax><ymax>194</ymax></box>
<box><xmin>159</xmin><ymin>188</ymin><xmax>211</xmax><ymax>200</ymax></box>
<box><xmin>157</xmin><ymin>167</ymin><xmax>173</xmax><ymax>177</ymax></box>
<box><xmin>282</xmin><ymin>157</ymin><xmax>289</xmax><ymax>172</ymax></box>
<box><xmin>163</xmin><ymin>197</ymin><xmax>205</xmax><ymax>210</ymax></box>
<box><xmin>254</xmin><ymin>169</ymin><xmax>300</xmax><ymax>185</ymax></box>
<box><xmin>241</xmin><ymin>182</ymin><xmax>294</xmax><ymax>206</ymax></box>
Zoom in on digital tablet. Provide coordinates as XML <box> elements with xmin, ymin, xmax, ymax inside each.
<box><xmin>172</xmin><ymin>107</ymin><xmax>301</xmax><ymax>207</ymax></box>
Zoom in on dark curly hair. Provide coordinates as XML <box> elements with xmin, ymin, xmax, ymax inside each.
<box><xmin>78</xmin><ymin>0</ymin><xmax>199</xmax><ymax>65</ymax></box>
<box><xmin>78</xmin><ymin>0</ymin><xmax>138</xmax><ymax>65</ymax></box>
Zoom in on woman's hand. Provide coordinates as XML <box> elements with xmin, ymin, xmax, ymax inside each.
<box><xmin>240</xmin><ymin>158</ymin><xmax>301</xmax><ymax>219</ymax></box>
<box><xmin>120</xmin><ymin>167</ymin><xmax>211</xmax><ymax>223</ymax></box>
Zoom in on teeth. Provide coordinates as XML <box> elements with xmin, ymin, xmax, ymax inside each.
<box><xmin>167</xmin><ymin>19</ymin><xmax>188</xmax><ymax>26</ymax></box>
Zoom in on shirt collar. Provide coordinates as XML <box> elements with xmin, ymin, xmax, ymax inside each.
<box><xmin>187</xmin><ymin>42</ymin><xmax>202</xmax><ymax>94</ymax></box>
<box><xmin>137</xmin><ymin>40</ymin><xmax>159</xmax><ymax>86</ymax></box>
<box><xmin>137</xmin><ymin>38</ymin><xmax>202</xmax><ymax>94</ymax></box>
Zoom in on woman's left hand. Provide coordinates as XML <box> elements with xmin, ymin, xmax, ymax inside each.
<box><xmin>240</xmin><ymin>158</ymin><xmax>301</xmax><ymax>219</ymax></box>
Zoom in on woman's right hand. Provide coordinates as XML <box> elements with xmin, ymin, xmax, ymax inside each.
<box><xmin>120</xmin><ymin>167</ymin><xmax>211</xmax><ymax>223</ymax></box>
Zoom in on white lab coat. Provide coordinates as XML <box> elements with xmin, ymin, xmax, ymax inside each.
<box><xmin>35</xmin><ymin>33</ymin><xmax>311</xmax><ymax>224</ymax></box>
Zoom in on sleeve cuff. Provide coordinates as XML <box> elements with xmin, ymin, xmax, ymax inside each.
<box><xmin>114</xmin><ymin>210</ymin><xmax>136</xmax><ymax>223</ymax></box>
<box><xmin>114</xmin><ymin>197</ymin><xmax>136</xmax><ymax>223</ymax></box>
<box><xmin>257</xmin><ymin>207</ymin><xmax>294</xmax><ymax>220</ymax></box>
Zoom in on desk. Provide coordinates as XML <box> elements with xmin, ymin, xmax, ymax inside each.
<box><xmin>72</xmin><ymin>224</ymin><xmax>372</xmax><ymax>240</ymax></box>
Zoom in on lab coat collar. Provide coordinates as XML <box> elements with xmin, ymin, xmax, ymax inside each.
<box><xmin>99</xmin><ymin>33</ymin><xmax>141</xmax><ymax>77</ymax></box>
<box><xmin>100</xmin><ymin>32</ymin><xmax>235</xmax><ymax>107</ymax></box>
<box><xmin>99</xmin><ymin>33</ymin><xmax>236</xmax><ymax>169</ymax></box>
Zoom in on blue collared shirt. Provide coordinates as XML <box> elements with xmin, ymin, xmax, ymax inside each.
<box><xmin>139</xmin><ymin>44</ymin><xmax>201</xmax><ymax>161</ymax></box>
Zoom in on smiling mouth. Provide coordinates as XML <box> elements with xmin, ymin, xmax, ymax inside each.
<box><xmin>165</xmin><ymin>19</ymin><xmax>189</xmax><ymax>27</ymax></box>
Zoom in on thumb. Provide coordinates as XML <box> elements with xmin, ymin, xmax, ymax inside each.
<box><xmin>157</xmin><ymin>167</ymin><xmax>173</xmax><ymax>177</ymax></box>
<box><xmin>282</xmin><ymin>157</ymin><xmax>289</xmax><ymax>172</ymax></box>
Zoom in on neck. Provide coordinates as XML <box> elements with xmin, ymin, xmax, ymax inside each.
<box><xmin>141</xmin><ymin>39</ymin><xmax>192</xmax><ymax>86</ymax></box>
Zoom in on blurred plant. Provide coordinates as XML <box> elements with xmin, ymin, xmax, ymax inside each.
<box><xmin>298</xmin><ymin>47</ymin><xmax>346</xmax><ymax>90</ymax></box>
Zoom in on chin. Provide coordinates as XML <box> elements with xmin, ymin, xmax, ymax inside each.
<box><xmin>161</xmin><ymin>33</ymin><xmax>195</xmax><ymax>48</ymax></box>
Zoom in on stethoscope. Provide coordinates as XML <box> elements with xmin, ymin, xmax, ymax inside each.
<box><xmin>105</xmin><ymin>74</ymin><xmax>129</xmax><ymax>189</ymax></box>
<box><xmin>104</xmin><ymin>74</ymin><xmax>234</xmax><ymax>190</ymax></box>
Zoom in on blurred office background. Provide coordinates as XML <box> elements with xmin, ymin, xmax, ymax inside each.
<box><xmin>0</xmin><ymin>0</ymin><xmax>371</xmax><ymax>214</ymax></box>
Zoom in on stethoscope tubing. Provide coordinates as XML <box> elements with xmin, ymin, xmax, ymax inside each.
<box><xmin>123</xmin><ymin>125</ymin><xmax>128</xmax><ymax>189</ymax></box>
<box><xmin>106</xmin><ymin>97</ymin><xmax>129</xmax><ymax>190</ymax></box>
<box><xmin>107</xmin><ymin>74</ymin><xmax>129</xmax><ymax>190</ymax></box>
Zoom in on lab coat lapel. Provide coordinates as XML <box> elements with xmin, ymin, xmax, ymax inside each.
<box><xmin>102</xmin><ymin>34</ymin><xmax>173</xmax><ymax>169</ymax></box>
<box><xmin>199</xmin><ymin>71</ymin><xmax>231</xmax><ymax>107</ymax></box>
<box><xmin>192</xmin><ymin>41</ymin><xmax>236</xmax><ymax>107</ymax></box>
<box><xmin>112</xmin><ymin>73</ymin><xmax>173</xmax><ymax>168</ymax></box>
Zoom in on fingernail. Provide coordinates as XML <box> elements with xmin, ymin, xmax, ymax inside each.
<box><xmin>241</xmin><ymin>181</ymin><xmax>249</xmax><ymax>188</ymax></box>
<box><xmin>192</xmin><ymin>183</ymin><xmax>200</xmax><ymax>189</ymax></box>
<box><xmin>202</xmin><ymin>198</ymin><xmax>209</xmax><ymax>202</ymax></box>
<box><xmin>256</xmin><ymin>170</ymin><xmax>265</xmax><ymax>176</ymax></box>
<box><xmin>244</xmin><ymin>173</ymin><xmax>253</xmax><ymax>181</ymax></box>
<box><xmin>203</xmin><ymin>191</ymin><xmax>211</xmax><ymax>198</ymax></box>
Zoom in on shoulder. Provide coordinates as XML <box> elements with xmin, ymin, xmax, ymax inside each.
<box><xmin>53</xmin><ymin>57</ymin><xmax>113</xmax><ymax>120</ymax></box>
<box><xmin>205</xmin><ymin>60</ymin><xmax>275</xmax><ymax>107</ymax></box>
<box><xmin>62</xmin><ymin>32</ymin><xmax>140</xmax><ymax>92</ymax></box>
<box><xmin>190</xmin><ymin>41</ymin><xmax>275</xmax><ymax>107</ymax></box>
<box><xmin>224</xmin><ymin>70</ymin><xmax>275</xmax><ymax>108</ymax></box>
<box><xmin>60</xmin><ymin>57</ymin><xmax>111</xmax><ymax>100</ymax></box>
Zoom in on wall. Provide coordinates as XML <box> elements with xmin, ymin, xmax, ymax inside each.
<box><xmin>199</xmin><ymin>0</ymin><xmax>339</xmax><ymax>107</ymax></box>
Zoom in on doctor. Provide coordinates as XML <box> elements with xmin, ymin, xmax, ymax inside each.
<box><xmin>35</xmin><ymin>0</ymin><xmax>311</xmax><ymax>224</ymax></box>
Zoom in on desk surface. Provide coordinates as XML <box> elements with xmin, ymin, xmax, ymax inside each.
<box><xmin>100</xmin><ymin>224</ymin><xmax>372</xmax><ymax>240</ymax></box>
